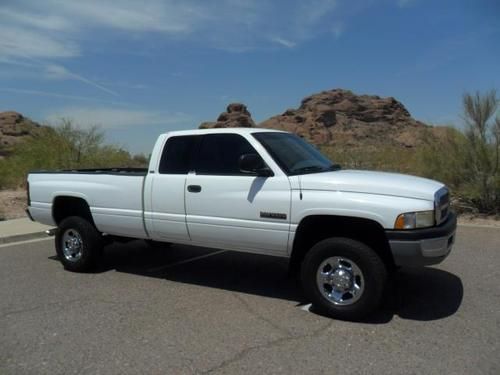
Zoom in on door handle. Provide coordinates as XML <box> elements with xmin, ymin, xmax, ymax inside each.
<box><xmin>187</xmin><ymin>185</ymin><xmax>202</xmax><ymax>193</ymax></box>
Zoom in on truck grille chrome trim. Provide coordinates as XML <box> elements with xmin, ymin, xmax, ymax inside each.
<box><xmin>434</xmin><ymin>187</ymin><xmax>450</xmax><ymax>225</ymax></box>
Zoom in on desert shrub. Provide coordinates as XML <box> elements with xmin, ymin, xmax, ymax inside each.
<box><xmin>414</xmin><ymin>127</ymin><xmax>468</xmax><ymax>186</ymax></box>
<box><xmin>0</xmin><ymin>120</ymin><xmax>147</xmax><ymax>189</ymax></box>
<box><xmin>459</xmin><ymin>91</ymin><xmax>500</xmax><ymax>213</ymax></box>
<box><xmin>321</xmin><ymin>145</ymin><xmax>418</xmax><ymax>174</ymax></box>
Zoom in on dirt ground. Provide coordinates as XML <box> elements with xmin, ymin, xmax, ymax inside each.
<box><xmin>0</xmin><ymin>190</ymin><xmax>27</xmax><ymax>220</ymax></box>
<box><xmin>0</xmin><ymin>189</ymin><xmax>499</xmax><ymax>227</ymax></box>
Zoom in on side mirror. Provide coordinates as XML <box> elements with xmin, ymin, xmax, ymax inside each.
<box><xmin>239</xmin><ymin>154</ymin><xmax>273</xmax><ymax>177</ymax></box>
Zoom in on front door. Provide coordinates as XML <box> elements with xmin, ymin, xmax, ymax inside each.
<box><xmin>185</xmin><ymin>133</ymin><xmax>291</xmax><ymax>256</ymax></box>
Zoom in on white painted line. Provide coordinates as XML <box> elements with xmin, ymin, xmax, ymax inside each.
<box><xmin>147</xmin><ymin>250</ymin><xmax>227</xmax><ymax>273</ymax></box>
<box><xmin>298</xmin><ymin>303</ymin><xmax>312</xmax><ymax>312</ymax></box>
<box><xmin>0</xmin><ymin>236</ymin><xmax>52</xmax><ymax>249</ymax></box>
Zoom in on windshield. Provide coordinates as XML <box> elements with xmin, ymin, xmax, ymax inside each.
<box><xmin>253</xmin><ymin>132</ymin><xmax>339</xmax><ymax>175</ymax></box>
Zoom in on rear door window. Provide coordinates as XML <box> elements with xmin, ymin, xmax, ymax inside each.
<box><xmin>159</xmin><ymin>135</ymin><xmax>198</xmax><ymax>174</ymax></box>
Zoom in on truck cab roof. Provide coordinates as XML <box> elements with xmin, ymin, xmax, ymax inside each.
<box><xmin>161</xmin><ymin>127</ymin><xmax>287</xmax><ymax>138</ymax></box>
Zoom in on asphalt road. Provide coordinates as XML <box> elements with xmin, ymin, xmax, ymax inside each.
<box><xmin>1</xmin><ymin>226</ymin><xmax>499</xmax><ymax>374</ymax></box>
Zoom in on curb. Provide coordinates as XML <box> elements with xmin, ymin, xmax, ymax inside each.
<box><xmin>0</xmin><ymin>231</ymin><xmax>52</xmax><ymax>245</ymax></box>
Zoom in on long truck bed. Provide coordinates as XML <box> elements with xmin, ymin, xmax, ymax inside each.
<box><xmin>28</xmin><ymin>169</ymin><xmax>149</xmax><ymax>238</ymax></box>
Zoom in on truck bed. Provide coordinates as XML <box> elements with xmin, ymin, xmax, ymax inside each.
<box><xmin>28</xmin><ymin>169</ymin><xmax>148</xmax><ymax>238</ymax></box>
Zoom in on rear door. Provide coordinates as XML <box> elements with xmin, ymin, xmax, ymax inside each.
<box><xmin>185</xmin><ymin>133</ymin><xmax>291</xmax><ymax>256</ymax></box>
<box><xmin>148</xmin><ymin>135</ymin><xmax>198</xmax><ymax>241</ymax></box>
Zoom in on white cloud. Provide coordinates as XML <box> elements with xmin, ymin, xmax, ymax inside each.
<box><xmin>0</xmin><ymin>0</ymin><xmax>344</xmax><ymax>61</ymax></box>
<box><xmin>49</xmin><ymin>0</ymin><xmax>197</xmax><ymax>33</ymax></box>
<box><xmin>0</xmin><ymin>88</ymin><xmax>124</xmax><ymax>104</ymax></box>
<box><xmin>45</xmin><ymin>64</ymin><xmax>118</xmax><ymax>96</ymax></box>
<box><xmin>0</xmin><ymin>0</ymin><xmax>347</xmax><ymax>98</ymax></box>
<box><xmin>270</xmin><ymin>37</ymin><xmax>297</xmax><ymax>48</ymax></box>
<box><xmin>0</xmin><ymin>8</ymin><xmax>72</xmax><ymax>31</ymax></box>
<box><xmin>45</xmin><ymin>107</ymin><xmax>193</xmax><ymax>129</ymax></box>
<box><xmin>0</xmin><ymin>25</ymin><xmax>79</xmax><ymax>59</ymax></box>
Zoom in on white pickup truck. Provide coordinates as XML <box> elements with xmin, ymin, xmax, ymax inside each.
<box><xmin>27</xmin><ymin>128</ymin><xmax>456</xmax><ymax>319</ymax></box>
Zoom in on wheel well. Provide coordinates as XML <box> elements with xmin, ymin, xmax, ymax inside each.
<box><xmin>289</xmin><ymin>215</ymin><xmax>394</xmax><ymax>274</ymax></box>
<box><xmin>52</xmin><ymin>196</ymin><xmax>94</xmax><ymax>226</ymax></box>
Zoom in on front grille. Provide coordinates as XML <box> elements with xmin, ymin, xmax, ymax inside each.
<box><xmin>435</xmin><ymin>187</ymin><xmax>450</xmax><ymax>225</ymax></box>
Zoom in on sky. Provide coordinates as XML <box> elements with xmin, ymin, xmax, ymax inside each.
<box><xmin>0</xmin><ymin>0</ymin><xmax>499</xmax><ymax>154</ymax></box>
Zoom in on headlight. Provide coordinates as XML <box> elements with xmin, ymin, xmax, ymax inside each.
<box><xmin>394</xmin><ymin>211</ymin><xmax>435</xmax><ymax>229</ymax></box>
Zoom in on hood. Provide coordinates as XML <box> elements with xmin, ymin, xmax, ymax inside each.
<box><xmin>297</xmin><ymin>170</ymin><xmax>444</xmax><ymax>201</ymax></box>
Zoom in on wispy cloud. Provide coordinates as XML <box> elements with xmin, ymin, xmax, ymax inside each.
<box><xmin>0</xmin><ymin>28</ymin><xmax>79</xmax><ymax>59</ymax></box>
<box><xmin>45</xmin><ymin>107</ymin><xmax>194</xmax><ymax>129</ymax></box>
<box><xmin>0</xmin><ymin>0</ymin><xmax>345</xmax><ymax>60</ymax></box>
<box><xmin>270</xmin><ymin>37</ymin><xmax>296</xmax><ymax>48</ymax></box>
<box><xmin>0</xmin><ymin>1</ymin><xmax>347</xmax><ymax>98</ymax></box>
<box><xmin>0</xmin><ymin>56</ymin><xmax>118</xmax><ymax>96</ymax></box>
<box><xmin>0</xmin><ymin>88</ymin><xmax>123</xmax><ymax>105</ymax></box>
<box><xmin>0</xmin><ymin>7</ymin><xmax>72</xmax><ymax>31</ymax></box>
<box><xmin>45</xmin><ymin>64</ymin><xmax>119</xmax><ymax>96</ymax></box>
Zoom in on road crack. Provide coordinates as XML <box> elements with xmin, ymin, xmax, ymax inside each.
<box><xmin>200</xmin><ymin>317</ymin><xmax>333</xmax><ymax>374</ymax></box>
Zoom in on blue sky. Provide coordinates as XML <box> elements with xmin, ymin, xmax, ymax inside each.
<box><xmin>0</xmin><ymin>0</ymin><xmax>499</xmax><ymax>154</ymax></box>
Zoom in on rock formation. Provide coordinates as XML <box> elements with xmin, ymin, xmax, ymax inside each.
<box><xmin>199</xmin><ymin>103</ymin><xmax>255</xmax><ymax>129</ymax></box>
<box><xmin>259</xmin><ymin>89</ymin><xmax>430</xmax><ymax>148</ymax></box>
<box><xmin>0</xmin><ymin>111</ymin><xmax>44</xmax><ymax>158</ymax></box>
<box><xmin>199</xmin><ymin>89</ymin><xmax>435</xmax><ymax>149</ymax></box>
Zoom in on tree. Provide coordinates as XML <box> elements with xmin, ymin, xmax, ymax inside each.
<box><xmin>0</xmin><ymin>120</ymin><xmax>139</xmax><ymax>188</ymax></box>
<box><xmin>462</xmin><ymin>90</ymin><xmax>499</xmax><ymax>213</ymax></box>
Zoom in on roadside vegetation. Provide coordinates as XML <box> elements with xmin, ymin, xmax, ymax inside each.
<box><xmin>325</xmin><ymin>90</ymin><xmax>500</xmax><ymax>215</ymax></box>
<box><xmin>0</xmin><ymin>119</ymin><xmax>148</xmax><ymax>190</ymax></box>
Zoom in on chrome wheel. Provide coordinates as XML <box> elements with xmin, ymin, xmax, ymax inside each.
<box><xmin>316</xmin><ymin>256</ymin><xmax>364</xmax><ymax>306</ymax></box>
<box><xmin>61</xmin><ymin>229</ymin><xmax>83</xmax><ymax>262</ymax></box>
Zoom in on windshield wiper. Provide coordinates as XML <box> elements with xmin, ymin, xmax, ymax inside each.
<box><xmin>327</xmin><ymin>163</ymin><xmax>342</xmax><ymax>171</ymax></box>
<box><xmin>292</xmin><ymin>165</ymin><xmax>327</xmax><ymax>174</ymax></box>
<box><xmin>292</xmin><ymin>164</ymin><xmax>341</xmax><ymax>175</ymax></box>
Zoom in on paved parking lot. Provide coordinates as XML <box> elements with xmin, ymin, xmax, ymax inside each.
<box><xmin>1</xmin><ymin>226</ymin><xmax>499</xmax><ymax>374</ymax></box>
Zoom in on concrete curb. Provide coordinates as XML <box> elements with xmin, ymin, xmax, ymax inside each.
<box><xmin>0</xmin><ymin>218</ymin><xmax>54</xmax><ymax>245</ymax></box>
<box><xmin>0</xmin><ymin>231</ymin><xmax>51</xmax><ymax>245</ymax></box>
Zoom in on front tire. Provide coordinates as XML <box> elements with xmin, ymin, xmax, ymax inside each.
<box><xmin>55</xmin><ymin>216</ymin><xmax>103</xmax><ymax>272</ymax></box>
<box><xmin>301</xmin><ymin>237</ymin><xmax>387</xmax><ymax>320</ymax></box>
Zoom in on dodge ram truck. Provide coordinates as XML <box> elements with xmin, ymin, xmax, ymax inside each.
<box><xmin>26</xmin><ymin>128</ymin><xmax>456</xmax><ymax>320</ymax></box>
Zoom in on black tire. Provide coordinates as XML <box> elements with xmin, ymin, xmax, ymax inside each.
<box><xmin>144</xmin><ymin>240</ymin><xmax>172</xmax><ymax>249</ymax></box>
<box><xmin>301</xmin><ymin>237</ymin><xmax>387</xmax><ymax>321</ymax></box>
<box><xmin>55</xmin><ymin>216</ymin><xmax>103</xmax><ymax>272</ymax></box>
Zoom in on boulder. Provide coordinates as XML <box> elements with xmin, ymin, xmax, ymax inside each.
<box><xmin>199</xmin><ymin>103</ymin><xmax>255</xmax><ymax>129</ymax></box>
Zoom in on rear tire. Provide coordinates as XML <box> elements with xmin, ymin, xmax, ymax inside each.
<box><xmin>301</xmin><ymin>237</ymin><xmax>387</xmax><ymax>320</ymax></box>
<box><xmin>55</xmin><ymin>216</ymin><xmax>103</xmax><ymax>272</ymax></box>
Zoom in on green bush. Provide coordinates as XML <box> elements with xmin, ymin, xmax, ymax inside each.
<box><xmin>0</xmin><ymin>120</ymin><xmax>147</xmax><ymax>189</ymax></box>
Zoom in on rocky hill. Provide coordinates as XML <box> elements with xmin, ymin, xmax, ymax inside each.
<box><xmin>0</xmin><ymin>111</ymin><xmax>45</xmax><ymax>158</ymax></box>
<box><xmin>200</xmin><ymin>89</ymin><xmax>436</xmax><ymax>149</ymax></box>
<box><xmin>200</xmin><ymin>103</ymin><xmax>255</xmax><ymax>129</ymax></box>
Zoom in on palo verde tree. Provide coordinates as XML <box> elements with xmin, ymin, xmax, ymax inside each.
<box><xmin>461</xmin><ymin>90</ymin><xmax>500</xmax><ymax>213</ymax></box>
